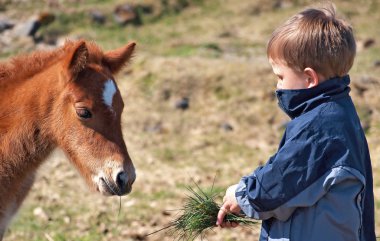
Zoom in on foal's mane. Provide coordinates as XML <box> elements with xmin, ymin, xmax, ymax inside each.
<box><xmin>0</xmin><ymin>46</ymin><xmax>65</xmax><ymax>84</ymax></box>
<box><xmin>0</xmin><ymin>40</ymin><xmax>103</xmax><ymax>84</ymax></box>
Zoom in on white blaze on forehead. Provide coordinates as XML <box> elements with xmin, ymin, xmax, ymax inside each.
<box><xmin>102</xmin><ymin>79</ymin><xmax>117</xmax><ymax>108</ymax></box>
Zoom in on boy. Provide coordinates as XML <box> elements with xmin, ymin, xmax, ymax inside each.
<box><xmin>216</xmin><ymin>4</ymin><xmax>376</xmax><ymax>241</ymax></box>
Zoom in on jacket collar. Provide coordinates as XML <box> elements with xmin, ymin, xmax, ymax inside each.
<box><xmin>275</xmin><ymin>75</ymin><xmax>351</xmax><ymax>119</ymax></box>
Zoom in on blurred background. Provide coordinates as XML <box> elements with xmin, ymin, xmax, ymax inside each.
<box><xmin>0</xmin><ymin>0</ymin><xmax>379</xmax><ymax>240</ymax></box>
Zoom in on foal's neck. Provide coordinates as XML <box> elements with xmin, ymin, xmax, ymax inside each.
<box><xmin>0</xmin><ymin>65</ymin><xmax>63</xmax><ymax>235</ymax></box>
<box><xmin>0</xmin><ymin>67</ymin><xmax>60</xmax><ymax>181</ymax></box>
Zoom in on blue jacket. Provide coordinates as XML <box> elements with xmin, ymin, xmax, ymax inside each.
<box><xmin>235</xmin><ymin>76</ymin><xmax>375</xmax><ymax>241</ymax></box>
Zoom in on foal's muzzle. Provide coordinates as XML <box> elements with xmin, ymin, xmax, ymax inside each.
<box><xmin>95</xmin><ymin>168</ymin><xmax>136</xmax><ymax>196</ymax></box>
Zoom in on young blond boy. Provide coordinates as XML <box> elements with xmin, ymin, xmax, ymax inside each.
<box><xmin>217</xmin><ymin>4</ymin><xmax>376</xmax><ymax>241</ymax></box>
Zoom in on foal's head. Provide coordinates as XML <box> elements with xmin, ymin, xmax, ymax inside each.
<box><xmin>52</xmin><ymin>40</ymin><xmax>136</xmax><ymax>196</ymax></box>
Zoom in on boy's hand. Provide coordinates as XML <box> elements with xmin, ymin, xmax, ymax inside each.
<box><xmin>216</xmin><ymin>184</ymin><xmax>241</xmax><ymax>228</ymax></box>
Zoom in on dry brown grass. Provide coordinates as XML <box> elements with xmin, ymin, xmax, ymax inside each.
<box><xmin>1</xmin><ymin>0</ymin><xmax>379</xmax><ymax>240</ymax></box>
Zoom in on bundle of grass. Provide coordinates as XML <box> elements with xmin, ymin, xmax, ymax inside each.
<box><xmin>148</xmin><ymin>183</ymin><xmax>258</xmax><ymax>240</ymax></box>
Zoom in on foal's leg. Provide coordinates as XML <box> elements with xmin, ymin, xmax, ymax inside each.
<box><xmin>0</xmin><ymin>173</ymin><xmax>36</xmax><ymax>240</ymax></box>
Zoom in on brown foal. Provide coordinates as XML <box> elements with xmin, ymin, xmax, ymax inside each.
<box><xmin>0</xmin><ymin>40</ymin><xmax>136</xmax><ymax>238</ymax></box>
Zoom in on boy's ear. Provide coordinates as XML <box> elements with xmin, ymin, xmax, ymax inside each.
<box><xmin>303</xmin><ymin>67</ymin><xmax>319</xmax><ymax>88</ymax></box>
<box><xmin>63</xmin><ymin>40</ymin><xmax>89</xmax><ymax>79</ymax></box>
<box><xmin>103</xmin><ymin>42</ymin><xmax>136</xmax><ymax>74</ymax></box>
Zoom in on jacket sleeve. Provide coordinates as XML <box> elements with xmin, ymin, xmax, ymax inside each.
<box><xmin>235</xmin><ymin>137</ymin><xmax>365</xmax><ymax>222</ymax></box>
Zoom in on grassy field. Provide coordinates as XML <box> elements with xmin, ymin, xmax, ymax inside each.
<box><xmin>1</xmin><ymin>0</ymin><xmax>379</xmax><ymax>240</ymax></box>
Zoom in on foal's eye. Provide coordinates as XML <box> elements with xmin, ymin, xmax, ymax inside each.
<box><xmin>76</xmin><ymin>108</ymin><xmax>92</xmax><ymax>119</ymax></box>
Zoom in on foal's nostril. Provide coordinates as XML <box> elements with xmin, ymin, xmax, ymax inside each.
<box><xmin>116</xmin><ymin>171</ymin><xmax>127</xmax><ymax>189</ymax></box>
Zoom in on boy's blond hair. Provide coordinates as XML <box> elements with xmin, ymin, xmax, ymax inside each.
<box><xmin>267</xmin><ymin>4</ymin><xmax>356</xmax><ymax>79</ymax></box>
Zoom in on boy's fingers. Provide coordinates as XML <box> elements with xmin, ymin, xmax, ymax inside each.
<box><xmin>216</xmin><ymin>207</ymin><xmax>227</xmax><ymax>226</ymax></box>
<box><xmin>220</xmin><ymin>221</ymin><xmax>238</xmax><ymax>229</ymax></box>
<box><xmin>231</xmin><ymin>222</ymin><xmax>239</xmax><ymax>228</ymax></box>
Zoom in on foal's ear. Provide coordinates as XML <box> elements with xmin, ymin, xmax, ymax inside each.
<box><xmin>103</xmin><ymin>42</ymin><xmax>136</xmax><ymax>74</ymax></box>
<box><xmin>64</xmin><ymin>40</ymin><xmax>89</xmax><ymax>78</ymax></box>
